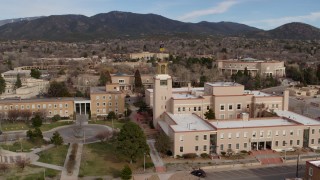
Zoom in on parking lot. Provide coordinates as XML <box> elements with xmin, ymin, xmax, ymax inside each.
<box><xmin>205</xmin><ymin>164</ymin><xmax>305</xmax><ymax>180</ymax></box>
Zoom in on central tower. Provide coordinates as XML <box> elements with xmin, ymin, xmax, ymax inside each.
<box><xmin>153</xmin><ymin>62</ymin><xmax>172</xmax><ymax>128</ymax></box>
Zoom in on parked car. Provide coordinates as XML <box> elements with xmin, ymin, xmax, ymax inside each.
<box><xmin>191</xmin><ymin>168</ymin><xmax>206</xmax><ymax>178</ymax></box>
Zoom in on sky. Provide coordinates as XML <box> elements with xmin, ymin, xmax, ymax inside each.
<box><xmin>0</xmin><ymin>0</ymin><xmax>319</xmax><ymax>30</ymax></box>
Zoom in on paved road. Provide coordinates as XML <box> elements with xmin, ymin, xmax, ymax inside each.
<box><xmin>205</xmin><ymin>164</ymin><xmax>305</xmax><ymax>180</ymax></box>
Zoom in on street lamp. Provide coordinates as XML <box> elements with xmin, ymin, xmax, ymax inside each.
<box><xmin>143</xmin><ymin>152</ymin><xmax>146</xmax><ymax>172</ymax></box>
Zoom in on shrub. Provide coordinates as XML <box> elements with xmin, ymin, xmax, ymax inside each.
<box><xmin>120</xmin><ymin>165</ymin><xmax>132</xmax><ymax>180</ymax></box>
<box><xmin>144</xmin><ymin>162</ymin><xmax>154</xmax><ymax>169</ymax></box>
<box><xmin>200</xmin><ymin>153</ymin><xmax>209</xmax><ymax>158</ymax></box>
<box><xmin>240</xmin><ymin>150</ymin><xmax>248</xmax><ymax>154</ymax></box>
<box><xmin>220</xmin><ymin>151</ymin><xmax>226</xmax><ymax>156</ymax></box>
<box><xmin>182</xmin><ymin>153</ymin><xmax>197</xmax><ymax>159</ymax></box>
<box><xmin>51</xmin><ymin>115</ymin><xmax>61</xmax><ymax>122</ymax></box>
<box><xmin>176</xmin><ymin>155</ymin><xmax>182</xmax><ymax>159</ymax></box>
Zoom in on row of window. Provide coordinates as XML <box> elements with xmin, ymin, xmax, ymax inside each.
<box><xmin>178</xmin><ymin>106</ymin><xmax>207</xmax><ymax>112</ymax></box>
<box><xmin>95</xmin><ymin>95</ymin><xmax>118</xmax><ymax>100</ymax></box>
<box><xmin>275</xmin><ymin>140</ymin><xmax>300</xmax><ymax>147</ymax></box>
<box><xmin>220</xmin><ymin>143</ymin><xmax>248</xmax><ymax>151</ymax></box>
<box><xmin>220</xmin><ymin>104</ymin><xmax>242</xmax><ymax>111</ymax></box>
<box><xmin>96</xmin><ymin>102</ymin><xmax>118</xmax><ymax>107</ymax></box>
<box><xmin>220</xmin><ymin>129</ymin><xmax>301</xmax><ymax>139</ymax></box>
<box><xmin>179</xmin><ymin>145</ymin><xmax>208</xmax><ymax>152</ymax></box>
<box><xmin>179</xmin><ymin>135</ymin><xmax>207</xmax><ymax>141</ymax></box>
<box><xmin>48</xmin><ymin>110</ymin><xmax>69</xmax><ymax>116</ymax></box>
<box><xmin>96</xmin><ymin>108</ymin><xmax>118</xmax><ymax>114</ymax></box>
<box><xmin>0</xmin><ymin>103</ymin><xmax>69</xmax><ymax>111</ymax></box>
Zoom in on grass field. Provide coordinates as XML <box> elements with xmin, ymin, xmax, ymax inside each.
<box><xmin>89</xmin><ymin>119</ymin><xmax>126</xmax><ymax>129</ymax></box>
<box><xmin>79</xmin><ymin>141</ymin><xmax>153</xmax><ymax>177</ymax></box>
<box><xmin>38</xmin><ymin>145</ymin><xmax>69</xmax><ymax>166</ymax></box>
<box><xmin>0</xmin><ymin>165</ymin><xmax>59</xmax><ymax>180</ymax></box>
<box><xmin>0</xmin><ymin>139</ymin><xmax>46</xmax><ymax>152</ymax></box>
<box><xmin>1</xmin><ymin>121</ymin><xmax>73</xmax><ymax>132</ymax></box>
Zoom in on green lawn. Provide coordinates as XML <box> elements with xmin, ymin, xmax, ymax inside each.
<box><xmin>38</xmin><ymin>145</ymin><xmax>69</xmax><ymax>166</ymax></box>
<box><xmin>0</xmin><ymin>165</ymin><xmax>59</xmax><ymax>180</ymax></box>
<box><xmin>0</xmin><ymin>139</ymin><xmax>46</xmax><ymax>152</ymax></box>
<box><xmin>79</xmin><ymin>142</ymin><xmax>153</xmax><ymax>177</ymax></box>
<box><xmin>1</xmin><ymin>121</ymin><xmax>73</xmax><ymax>132</ymax></box>
<box><xmin>89</xmin><ymin>120</ymin><xmax>126</xmax><ymax>129</ymax></box>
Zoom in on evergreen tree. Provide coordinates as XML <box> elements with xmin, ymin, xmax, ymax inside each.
<box><xmin>107</xmin><ymin>111</ymin><xmax>117</xmax><ymax>120</ymax></box>
<box><xmin>30</xmin><ymin>69</ymin><xmax>41</xmax><ymax>79</ymax></box>
<box><xmin>116</xmin><ymin>122</ymin><xmax>149</xmax><ymax>163</ymax></box>
<box><xmin>15</xmin><ymin>74</ymin><xmax>22</xmax><ymax>89</ymax></box>
<box><xmin>50</xmin><ymin>131</ymin><xmax>64</xmax><ymax>145</ymax></box>
<box><xmin>155</xmin><ymin>132</ymin><xmax>172</xmax><ymax>155</ymax></box>
<box><xmin>134</xmin><ymin>70</ymin><xmax>143</xmax><ymax>93</ymax></box>
<box><xmin>120</xmin><ymin>165</ymin><xmax>132</xmax><ymax>180</ymax></box>
<box><xmin>0</xmin><ymin>75</ymin><xmax>5</xmax><ymax>95</ymax></box>
<box><xmin>204</xmin><ymin>109</ymin><xmax>215</xmax><ymax>120</ymax></box>
<box><xmin>47</xmin><ymin>81</ymin><xmax>71</xmax><ymax>97</ymax></box>
<box><xmin>31</xmin><ymin>114</ymin><xmax>43</xmax><ymax>128</ymax></box>
<box><xmin>99</xmin><ymin>70</ymin><xmax>111</xmax><ymax>86</ymax></box>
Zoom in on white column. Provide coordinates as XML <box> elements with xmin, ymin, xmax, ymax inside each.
<box><xmin>79</xmin><ymin>103</ymin><xmax>82</xmax><ymax>114</ymax></box>
<box><xmin>84</xmin><ymin>103</ymin><xmax>87</xmax><ymax>115</ymax></box>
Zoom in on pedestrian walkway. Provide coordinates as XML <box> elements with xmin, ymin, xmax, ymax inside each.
<box><xmin>250</xmin><ymin>150</ymin><xmax>283</xmax><ymax>165</ymax></box>
<box><xmin>31</xmin><ymin>144</ymin><xmax>55</xmax><ymax>154</ymax></box>
<box><xmin>147</xmin><ymin>139</ymin><xmax>166</xmax><ymax>172</ymax></box>
<box><xmin>31</xmin><ymin>161</ymin><xmax>64</xmax><ymax>171</ymax></box>
<box><xmin>60</xmin><ymin>143</ymin><xmax>83</xmax><ymax>180</ymax></box>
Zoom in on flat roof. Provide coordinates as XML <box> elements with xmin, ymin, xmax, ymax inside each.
<box><xmin>90</xmin><ymin>86</ymin><xmax>121</xmax><ymax>94</ymax></box>
<box><xmin>210</xmin><ymin>118</ymin><xmax>297</xmax><ymax>129</ymax></box>
<box><xmin>244</xmin><ymin>90</ymin><xmax>271</xmax><ymax>97</ymax></box>
<box><xmin>0</xmin><ymin>97</ymin><xmax>89</xmax><ymax>103</ymax></box>
<box><xmin>172</xmin><ymin>94</ymin><xmax>200</xmax><ymax>99</ymax></box>
<box><xmin>309</xmin><ymin>160</ymin><xmax>320</xmax><ymax>167</ymax></box>
<box><xmin>206</xmin><ymin>82</ymin><xmax>242</xmax><ymax>87</ymax></box>
<box><xmin>146</xmin><ymin>87</ymin><xmax>204</xmax><ymax>93</ymax></box>
<box><xmin>166</xmin><ymin>113</ymin><xmax>215</xmax><ymax>132</ymax></box>
<box><xmin>274</xmin><ymin>110</ymin><xmax>320</xmax><ymax>125</ymax></box>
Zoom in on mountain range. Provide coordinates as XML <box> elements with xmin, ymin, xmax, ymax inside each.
<box><xmin>0</xmin><ymin>11</ymin><xmax>319</xmax><ymax>41</ymax></box>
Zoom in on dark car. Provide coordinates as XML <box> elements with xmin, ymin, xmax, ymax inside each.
<box><xmin>0</xmin><ymin>131</ymin><xmax>2</xmax><ymax>135</ymax></box>
<box><xmin>191</xmin><ymin>168</ymin><xmax>206</xmax><ymax>178</ymax></box>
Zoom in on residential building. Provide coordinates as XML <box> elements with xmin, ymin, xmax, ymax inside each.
<box><xmin>215</xmin><ymin>58</ymin><xmax>286</xmax><ymax>77</ymax></box>
<box><xmin>305</xmin><ymin>160</ymin><xmax>320</xmax><ymax>180</ymax></box>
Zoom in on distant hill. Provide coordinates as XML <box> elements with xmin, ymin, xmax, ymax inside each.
<box><xmin>0</xmin><ymin>11</ymin><xmax>260</xmax><ymax>41</ymax></box>
<box><xmin>0</xmin><ymin>12</ymin><xmax>319</xmax><ymax>41</ymax></box>
<box><xmin>0</xmin><ymin>17</ymin><xmax>43</xmax><ymax>26</ymax></box>
<box><xmin>249</xmin><ymin>22</ymin><xmax>320</xmax><ymax>40</ymax></box>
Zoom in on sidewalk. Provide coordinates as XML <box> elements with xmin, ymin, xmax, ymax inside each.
<box><xmin>147</xmin><ymin>139</ymin><xmax>166</xmax><ymax>172</ymax></box>
<box><xmin>31</xmin><ymin>161</ymin><xmax>64</xmax><ymax>171</ymax></box>
<box><xmin>60</xmin><ymin>143</ymin><xmax>83</xmax><ymax>180</ymax></box>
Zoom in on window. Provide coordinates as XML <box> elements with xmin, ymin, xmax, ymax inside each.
<box><xmin>194</xmin><ymin>107</ymin><xmax>197</xmax><ymax>111</ymax></box>
<box><xmin>244</xmin><ymin>143</ymin><xmax>247</xmax><ymax>148</ymax></box>
<box><xmin>65</xmin><ymin>110</ymin><xmax>68</xmax><ymax>115</ymax></box>
<box><xmin>118</xmin><ymin>79</ymin><xmax>125</xmax><ymax>84</ymax></box>
<box><xmin>260</xmin><ymin>131</ymin><xmax>264</xmax><ymax>137</ymax></box>
<box><xmin>204</xmin><ymin>135</ymin><xmax>207</xmax><ymax>140</ymax></box>
<box><xmin>297</xmin><ymin>140</ymin><xmax>300</xmax><ymax>145</ymax></box>
<box><xmin>219</xmin><ymin>114</ymin><xmax>225</xmax><ymax>119</ymax></box>
<box><xmin>275</xmin><ymin>131</ymin><xmax>279</xmax><ymax>136</ymax></box>
<box><xmin>43</xmin><ymin>104</ymin><xmax>46</xmax><ymax>109</ymax></box>
<box><xmin>228</xmin><ymin>144</ymin><xmax>231</xmax><ymax>149</ymax></box>
<box><xmin>54</xmin><ymin>104</ymin><xmax>57</xmax><ymax>108</ymax></box>
<box><xmin>318</xmin><ymin>138</ymin><xmax>320</xmax><ymax>144</ymax></box>
<box><xmin>180</xmin><ymin>146</ymin><xmax>183</xmax><ymax>152</ymax></box>
<box><xmin>275</xmin><ymin>141</ymin><xmax>279</xmax><ymax>147</ymax></box>
<box><xmin>228</xmin><ymin>104</ymin><xmax>233</xmax><ymax>111</ymax></box>
<box><xmin>283</xmin><ymin>141</ymin><xmax>286</xmax><ymax>146</ymax></box>
<box><xmin>311</xmin><ymin>139</ymin><xmax>315</xmax><ymax>144</ymax></box>
<box><xmin>21</xmin><ymin>105</ymin><xmax>24</xmax><ymax>110</ymax></box>
<box><xmin>109</xmin><ymin>95</ymin><xmax>112</xmax><ymax>100</ymax></box>
<box><xmin>312</xmin><ymin>129</ymin><xmax>315</xmax><ymax>134</ymax></box>
<box><xmin>15</xmin><ymin>105</ymin><xmax>18</xmax><ymax>109</ymax></box>
<box><xmin>309</xmin><ymin>167</ymin><xmax>313</xmax><ymax>176</ymax></box>
<box><xmin>32</xmin><ymin>105</ymin><xmax>35</xmax><ymax>109</ymax></box>
<box><xmin>48</xmin><ymin>104</ymin><xmax>52</xmax><ymax>109</ymax></box>
<box><xmin>228</xmin><ymin>133</ymin><xmax>232</xmax><ymax>139</ymax></box>
<box><xmin>236</xmin><ymin>132</ymin><xmax>240</xmax><ymax>138</ymax></box>
<box><xmin>203</xmin><ymin>145</ymin><xmax>207</xmax><ymax>151</ymax></box>
<box><xmin>195</xmin><ymin>135</ymin><xmax>199</xmax><ymax>141</ymax></box>
<box><xmin>65</xmin><ymin>104</ymin><xmax>68</xmax><ymax>108</ymax></box>
<box><xmin>180</xmin><ymin>135</ymin><xmax>184</xmax><ymax>141</ymax></box>
<box><xmin>236</xmin><ymin>143</ymin><xmax>239</xmax><ymax>149</ymax></box>
<box><xmin>103</xmin><ymin>103</ymin><xmax>106</xmax><ymax>107</ymax></box>
<box><xmin>207</xmin><ymin>106</ymin><xmax>209</xmax><ymax>110</ymax></box>
<box><xmin>267</xmin><ymin>130</ymin><xmax>272</xmax><ymax>137</ymax></box>
<box><xmin>26</xmin><ymin>105</ymin><xmax>30</xmax><ymax>109</ymax></box>
<box><xmin>103</xmin><ymin>96</ymin><xmax>106</xmax><ymax>100</ymax></box>
<box><xmin>290</xmin><ymin>130</ymin><xmax>293</xmax><ymax>135</ymax></box>
<box><xmin>220</xmin><ymin>104</ymin><xmax>225</xmax><ymax>111</ymax></box>
<box><xmin>220</xmin><ymin>133</ymin><xmax>224</xmax><ymax>139</ymax></box>
<box><xmin>160</xmin><ymin>80</ymin><xmax>167</xmax><ymax>86</ymax></box>
<box><xmin>37</xmin><ymin>104</ymin><xmax>41</xmax><ymax>109</ymax></box>
<box><xmin>252</xmin><ymin>132</ymin><xmax>256</xmax><ymax>138</ymax></box>
<box><xmin>220</xmin><ymin>144</ymin><xmax>224</xmax><ymax>151</ymax></box>
<box><xmin>195</xmin><ymin>146</ymin><xmax>199</xmax><ymax>151</ymax></box>
<box><xmin>183</xmin><ymin>107</ymin><xmax>185</xmax><ymax>111</ymax></box>
<box><xmin>178</xmin><ymin>107</ymin><xmax>181</xmax><ymax>112</ymax></box>
<box><xmin>247</xmin><ymin>104</ymin><xmax>250</xmax><ymax>109</ymax></box>
<box><xmin>228</xmin><ymin>114</ymin><xmax>233</xmax><ymax>119</ymax></box>
<box><xmin>244</xmin><ymin>132</ymin><xmax>248</xmax><ymax>138</ymax></box>
<box><xmin>283</xmin><ymin>130</ymin><xmax>286</xmax><ymax>136</ymax></box>
<box><xmin>59</xmin><ymin>104</ymin><xmax>63</xmax><ymax>108</ymax></box>
<box><xmin>198</xmin><ymin>107</ymin><xmax>201</xmax><ymax>111</ymax></box>
<box><xmin>237</xmin><ymin>103</ymin><xmax>241</xmax><ymax>110</ymax></box>
<box><xmin>109</xmin><ymin>102</ymin><xmax>112</xmax><ymax>106</ymax></box>
<box><xmin>97</xmin><ymin>103</ymin><xmax>100</xmax><ymax>107</ymax></box>
<box><xmin>290</xmin><ymin>140</ymin><xmax>293</xmax><ymax>146</ymax></box>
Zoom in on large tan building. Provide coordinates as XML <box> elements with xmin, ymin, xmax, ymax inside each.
<box><xmin>0</xmin><ymin>84</ymin><xmax>125</xmax><ymax>119</ymax></box>
<box><xmin>215</xmin><ymin>58</ymin><xmax>286</xmax><ymax>77</ymax></box>
<box><xmin>111</xmin><ymin>73</ymin><xmax>154</xmax><ymax>91</ymax></box>
<box><xmin>150</xmin><ymin>63</ymin><xmax>320</xmax><ymax>157</ymax></box>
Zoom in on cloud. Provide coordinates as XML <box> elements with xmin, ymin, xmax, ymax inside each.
<box><xmin>242</xmin><ymin>12</ymin><xmax>320</xmax><ymax>29</ymax></box>
<box><xmin>178</xmin><ymin>0</ymin><xmax>238</xmax><ymax>21</ymax></box>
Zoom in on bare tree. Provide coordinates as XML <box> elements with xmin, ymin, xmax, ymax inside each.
<box><xmin>8</xmin><ymin>109</ymin><xmax>21</xmax><ymax>122</ymax></box>
<box><xmin>15</xmin><ymin>158</ymin><xmax>30</xmax><ymax>171</ymax></box>
<box><xmin>20</xmin><ymin>110</ymin><xmax>32</xmax><ymax>123</ymax></box>
<box><xmin>0</xmin><ymin>163</ymin><xmax>9</xmax><ymax>173</ymax></box>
